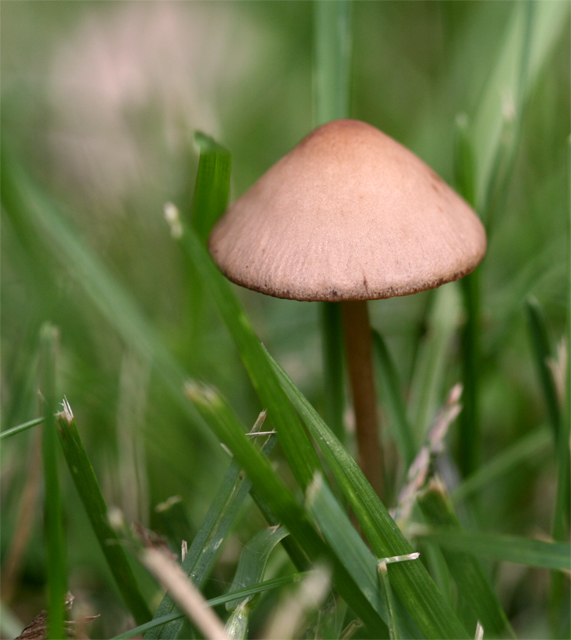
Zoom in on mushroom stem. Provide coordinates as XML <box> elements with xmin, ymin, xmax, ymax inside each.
<box><xmin>341</xmin><ymin>300</ymin><xmax>384</xmax><ymax>498</ymax></box>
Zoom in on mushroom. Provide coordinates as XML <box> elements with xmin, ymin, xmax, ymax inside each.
<box><xmin>208</xmin><ymin>119</ymin><xmax>486</xmax><ymax>498</ymax></box>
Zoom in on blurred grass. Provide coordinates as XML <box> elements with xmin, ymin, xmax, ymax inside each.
<box><xmin>1</xmin><ymin>2</ymin><xmax>569</xmax><ymax>638</ymax></box>
<box><xmin>39</xmin><ymin>325</ymin><xmax>67</xmax><ymax>640</ymax></box>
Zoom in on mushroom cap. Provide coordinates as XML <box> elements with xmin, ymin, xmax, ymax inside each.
<box><xmin>209</xmin><ymin>119</ymin><xmax>486</xmax><ymax>301</ymax></box>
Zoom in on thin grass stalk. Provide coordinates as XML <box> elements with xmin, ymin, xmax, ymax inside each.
<box><xmin>451</xmin><ymin>425</ymin><xmax>551</xmax><ymax>503</ymax></box>
<box><xmin>416</xmin><ymin>530</ymin><xmax>570</xmax><ymax>573</ymax></box>
<box><xmin>377</xmin><ymin>562</ymin><xmax>398</xmax><ymax>640</ymax></box>
<box><xmin>39</xmin><ymin>324</ymin><xmax>67</xmax><ymax>640</ymax></box>
<box><xmin>314</xmin><ymin>0</ymin><xmax>352</xmax><ymax>452</ymax></box>
<box><xmin>56</xmin><ymin>403</ymin><xmax>152</xmax><ymax>626</ymax></box>
<box><xmin>525</xmin><ymin>298</ymin><xmax>562</xmax><ymax>438</ymax></box>
<box><xmin>525</xmin><ymin>292</ymin><xmax>568</xmax><ymax>635</ymax></box>
<box><xmin>319</xmin><ymin>303</ymin><xmax>346</xmax><ymax>444</ymax></box>
<box><xmin>190</xmin><ymin>132</ymin><xmax>232</xmax><ymax>244</ymax></box>
<box><xmin>454</xmin><ymin>115</ymin><xmax>481</xmax><ymax>478</ymax></box>
<box><xmin>372</xmin><ymin>330</ymin><xmax>416</xmax><ymax>468</ymax></box>
<box><xmin>0</xmin><ymin>416</ymin><xmax>44</xmax><ymax>440</ymax></box>
<box><xmin>185</xmin><ymin>132</ymin><xmax>232</xmax><ymax>356</ymax></box>
<box><xmin>313</xmin><ymin>0</ymin><xmax>352</xmax><ymax>127</ymax></box>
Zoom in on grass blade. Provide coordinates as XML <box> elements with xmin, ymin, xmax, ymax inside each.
<box><xmin>0</xmin><ymin>416</ymin><xmax>44</xmax><ymax>441</ymax></box>
<box><xmin>225</xmin><ymin>526</ymin><xmax>289</xmax><ymax>611</ymax></box>
<box><xmin>56</xmin><ymin>402</ymin><xmax>152</xmax><ymax>625</ymax></box>
<box><xmin>454</xmin><ymin>115</ymin><xmax>482</xmax><ymax>478</ymax></box>
<box><xmin>452</xmin><ymin>425</ymin><xmax>551</xmax><ymax>503</ymax></box>
<box><xmin>187</xmin><ymin>382</ymin><xmax>388</xmax><ymax>637</ymax></box>
<box><xmin>377</xmin><ymin>561</ymin><xmax>398</xmax><ymax>640</ymax></box>
<box><xmin>372</xmin><ymin>331</ymin><xmax>416</xmax><ymax>467</ymax></box>
<box><xmin>525</xmin><ymin>297</ymin><xmax>562</xmax><ymax>439</ymax></box>
<box><xmin>319</xmin><ymin>302</ymin><xmax>346</xmax><ymax>445</ymax></box>
<box><xmin>313</xmin><ymin>0</ymin><xmax>352</xmax><ymax>126</ymax></box>
<box><xmin>305</xmin><ymin>474</ymin><xmax>387</xmax><ymax>621</ymax></box>
<box><xmin>407</xmin><ymin>283</ymin><xmax>462</xmax><ymax>442</ymax></box>
<box><xmin>418</xmin><ymin>479</ymin><xmax>515</xmax><ymax>639</ymax></box>
<box><xmin>313</xmin><ymin>0</ymin><xmax>352</xmax><ymax>451</ymax></box>
<box><xmin>39</xmin><ymin>325</ymin><xmax>67</xmax><ymax>640</ymax></box>
<box><xmin>417</xmin><ymin>530</ymin><xmax>571</xmax><ymax>572</ymax></box>
<box><xmin>190</xmin><ymin>132</ymin><xmax>232</xmax><ymax>243</ymax></box>
<box><xmin>268</xmin><ymin>353</ymin><xmax>470</xmax><ymax>639</ymax></box>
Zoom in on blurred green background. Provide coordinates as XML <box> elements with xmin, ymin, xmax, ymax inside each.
<box><xmin>1</xmin><ymin>1</ymin><xmax>569</xmax><ymax>638</ymax></box>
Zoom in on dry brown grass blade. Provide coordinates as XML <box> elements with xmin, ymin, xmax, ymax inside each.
<box><xmin>140</xmin><ymin>547</ymin><xmax>230</xmax><ymax>640</ymax></box>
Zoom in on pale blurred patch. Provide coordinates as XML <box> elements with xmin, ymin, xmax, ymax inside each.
<box><xmin>47</xmin><ymin>2</ymin><xmax>258</xmax><ymax>213</ymax></box>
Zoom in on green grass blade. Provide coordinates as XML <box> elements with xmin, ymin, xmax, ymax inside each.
<box><xmin>458</xmin><ymin>271</ymin><xmax>481</xmax><ymax>477</ymax></box>
<box><xmin>452</xmin><ymin>425</ymin><xmax>551</xmax><ymax>503</ymax></box>
<box><xmin>56</xmin><ymin>403</ymin><xmax>152</xmax><ymax>626</ymax></box>
<box><xmin>225</xmin><ymin>526</ymin><xmax>289</xmax><ymax>611</ymax></box>
<box><xmin>0</xmin><ymin>416</ymin><xmax>44</xmax><ymax>441</ymax></box>
<box><xmin>146</xmin><ymin>415</ymin><xmax>276</xmax><ymax>639</ymax></box>
<box><xmin>418</xmin><ymin>530</ymin><xmax>571</xmax><ymax>572</ymax></box>
<box><xmin>378</xmin><ymin>562</ymin><xmax>398</xmax><ymax>640</ymax></box>
<box><xmin>313</xmin><ymin>0</ymin><xmax>352</xmax><ymax>126</ymax></box>
<box><xmin>454</xmin><ymin>115</ymin><xmax>482</xmax><ymax>478</ymax></box>
<box><xmin>247</xmin><ymin>484</ymin><xmax>310</xmax><ymax>574</ymax></box>
<box><xmin>190</xmin><ymin>132</ymin><xmax>231</xmax><ymax>243</ymax></box>
<box><xmin>313</xmin><ymin>0</ymin><xmax>352</xmax><ymax>449</ymax></box>
<box><xmin>187</xmin><ymin>382</ymin><xmax>388</xmax><ymax>638</ymax></box>
<box><xmin>407</xmin><ymin>283</ymin><xmax>462</xmax><ymax>442</ymax></box>
<box><xmin>525</xmin><ymin>297</ymin><xmax>562</xmax><ymax>439</ymax></box>
<box><xmin>306</xmin><ymin>474</ymin><xmax>387</xmax><ymax>620</ymax></box>
<box><xmin>319</xmin><ymin>302</ymin><xmax>346</xmax><ymax>445</ymax></box>
<box><xmin>418</xmin><ymin>480</ymin><xmax>515</xmax><ymax>639</ymax></box>
<box><xmin>183</xmin><ymin>133</ymin><xmax>232</xmax><ymax>355</ymax></box>
<box><xmin>39</xmin><ymin>325</ymin><xmax>67</xmax><ymax>640</ymax></box>
<box><xmin>268</xmin><ymin>353</ymin><xmax>470</xmax><ymax>639</ymax></box>
<box><xmin>372</xmin><ymin>331</ymin><xmax>416</xmax><ymax>467</ymax></box>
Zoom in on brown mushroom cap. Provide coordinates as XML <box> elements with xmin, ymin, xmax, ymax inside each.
<box><xmin>209</xmin><ymin>119</ymin><xmax>486</xmax><ymax>301</ymax></box>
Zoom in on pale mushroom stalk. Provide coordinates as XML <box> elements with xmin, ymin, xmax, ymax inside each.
<box><xmin>341</xmin><ymin>300</ymin><xmax>383</xmax><ymax>497</ymax></box>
